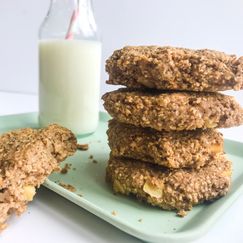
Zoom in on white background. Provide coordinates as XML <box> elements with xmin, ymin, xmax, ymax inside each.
<box><xmin>0</xmin><ymin>1</ymin><xmax>243</xmax><ymax>243</ymax></box>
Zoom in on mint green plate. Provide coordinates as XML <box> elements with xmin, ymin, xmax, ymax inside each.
<box><xmin>0</xmin><ymin>112</ymin><xmax>243</xmax><ymax>243</ymax></box>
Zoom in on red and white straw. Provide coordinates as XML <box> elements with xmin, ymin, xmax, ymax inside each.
<box><xmin>65</xmin><ymin>1</ymin><xmax>80</xmax><ymax>40</ymax></box>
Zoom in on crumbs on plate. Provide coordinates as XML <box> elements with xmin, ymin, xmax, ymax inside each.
<box><xmin>59</xmin><ymin>182</ymin><xmax>76</xmax><ymax>192</ymax></box>
<box><xmin>77</xmin><ymin>143</ymin><xmax>89</xmax><ymax>151</ymax></box>
<box><xmin>60</xmin><ymin>163</ymin><xmax>72</xmax><ymax>174</ymax></box>
<box><xmin>92</xmin><ymin>159</ymin><xmax>98</xmax><ymax>164</ymax></box>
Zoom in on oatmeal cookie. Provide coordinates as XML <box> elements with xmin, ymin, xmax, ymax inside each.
<box><xmin>106</xmin><ymin>46</ymin><xmax>243</xmax><ymax>91</ymax></box>
<box><xmin>108</xmin><ymin>119</ymin><xmax>223</xmax><ymax>168</ymax></box>
<box><xmin>106</xmin><ymin>155</ymin><xmax>232</xmax><ymax>216</ymax></box>
<box><xmin>0</xmin><ymin>124</ymin><xmax>77</xmax><ymax>231</ymax></box>
<box><xmin>102</xmin><ymin>89</ymin><xmax>243</xmax><ymax>131</ymax></box>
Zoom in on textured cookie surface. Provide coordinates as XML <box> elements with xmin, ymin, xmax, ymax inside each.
<box><xmin>106</xmin><ymin>46</ymin><xmax>243</xmax><ymax>91</ymax></box>
<box><xmin>108</xmin><ymin>119</ymin><xmax>224</xmax><ymax>169</ymax></box>
<box><xmin>103</xmin><ymin>89</ymin><xmax>243</xmax><ymax>131</ymax></box>
<box><xmin>106</xmin><ymin>155</ymin><xmax>232</xmax><ymax>216</ymax></box>
<box><xmin>0</xmin><ymin>124</ymin><xmax>77</xmax><ymax>231</ymax></box>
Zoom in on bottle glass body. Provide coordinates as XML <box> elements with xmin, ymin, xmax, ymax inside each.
<box><xmin>39</xmin><ymin>0</ymin><xmax>101</xmax><ymax>136</ymax></box>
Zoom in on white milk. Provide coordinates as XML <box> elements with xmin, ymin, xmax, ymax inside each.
<box><xmin>39</xmin><ymin>39</ymin><xmax>101</xmax><ymax>135</ymax></box>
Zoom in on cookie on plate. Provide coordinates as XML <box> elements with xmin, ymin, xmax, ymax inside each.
<box><xmin>0</xmin><ymin>124</ymin><xmax>77</xmax><ymax>231</ymax></box>
<box><xmin>108</xmin><ymin>119</ymin><xmax>223</xmax><ymax>169</ymax></box>
<box><xmin>106</xmin><ymin>46</ymin><xmax>243</xmax><ymax>91</ymax></box>
<box><xmin>103</xmin><ymin>89</ymin><xmax>243</xmax><ymax>131</ymax></box>
<box><xmin>106</xmin><ymin>155</ymin><xmax>232</xmax><ymax>216</ymax></box>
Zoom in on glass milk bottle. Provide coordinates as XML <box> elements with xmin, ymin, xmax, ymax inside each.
<box><xmin>39</xmin><ymin>0</ymin><xmax>101</xmax><ymax>136</ymax></box>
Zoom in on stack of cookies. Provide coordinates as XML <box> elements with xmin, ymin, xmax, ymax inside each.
<box><xmin>102</xmin><ymin>46</ymin><xmax>243</xmax><ymax>216</ymax></box>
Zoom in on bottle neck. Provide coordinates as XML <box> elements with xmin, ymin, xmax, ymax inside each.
<box><xmin>40</xmin><ymin>0</ymin><xmax>98</xmax><ymax>40</ymax></box>
<box><xmin>50</xmin><ymin>0</ymin><xmax>91</xmax><ymax>10</ymax></box>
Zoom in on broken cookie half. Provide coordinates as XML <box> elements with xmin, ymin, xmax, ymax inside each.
<box><xmin>0</xmin><ymin>124</ymin><xmax>77</xmax><ymax>231</ymax></box>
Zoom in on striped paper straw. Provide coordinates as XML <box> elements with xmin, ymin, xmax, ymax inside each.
<box><xmin>65</xmin><ymin>1</ymin><xmax>80</xmax><ymax>40</ymax></box>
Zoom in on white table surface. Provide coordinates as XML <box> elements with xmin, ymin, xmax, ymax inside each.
<box><xmin>1</xmin><ymin>91</ymin><xmax>243</xmax><ymax>243</ymax></box>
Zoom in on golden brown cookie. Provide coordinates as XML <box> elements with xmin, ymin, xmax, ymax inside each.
<box><xmin>103</xmin><ymin>89</ymin><xmax>243</xmax><ymax>131</ymax></box>
<box><xmin>106</xmin><ymin>155</ymin><xmax>232</xmax><ymax>216</ymax></box>
<box><xmin>108</xmin><ymin>119</ymin><xmax>223</xmax><ymax>169</ymax></box>
<box><xmin>0</xmin><ymin>124</ymin><xmax>77</xmax><ymax>231</ymax></box>
<box><xmin>106</xmin><ymin>46</ymin><xmax>243</xmax><ymax>91</ymax></box>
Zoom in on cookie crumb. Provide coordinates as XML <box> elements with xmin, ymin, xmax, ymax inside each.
<box><xmin>111</xmin><ymin>211</ymin><xmax>117</xmax><ymax>216</ymax></box>
<box><xmin>54</xmin><ymin>167</ymin><xmax>61</xmax><ymax>172</ymax></box>
<box><xmin>92</xmin><ymin>159</ymin><xmax>98</xmax><ymax>164</ymax></box>
<box><xmin>138</xmin><ymin>218</ymin><xmax>143</xmax><ymax>222</ymax></box>
<box><xmin>177</xmin><ymin>209</ymin><xmax>187</xmax><ymax>217</ymax></box>
<box><xmin>60</xmin><ymin>163</ymin><xmax>71</xmax><ymax>174</ymax></box>
<box><xmin>77</xmin><ymin>144</ymin><xmax>89</xmax><ymax>151</ymax></box>
<box><xmin>59</xmin><ymin>182</ymin><xmax>76</xmax><ymax>192</ymax></box>
<box><xmin>89</xmin><ymin>155</ymin><xmax>93</xmax><ymax>159</ymax></box>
